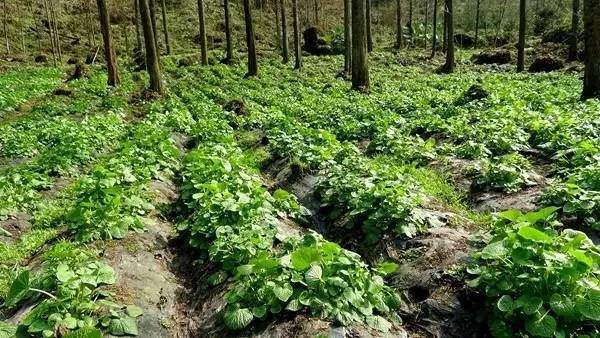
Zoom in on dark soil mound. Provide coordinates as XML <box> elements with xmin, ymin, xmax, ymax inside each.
<box><xmin>529</xmin><ymin>56</ymin><xmax>564</xmax><ymax>73</ymax></box>
<box><xmin>302</xmin><ymin>27</ymin><xmax>333</xmax><ymax>56</ymax></box>
<box><xmin>454</xmin><ymin>33</ymin><xmax>476</xmax><ymax>48</ymax></box>
<box><xmin>473</xmin><ymin>50</ymin><xmax>511</xmax><ymax>65</ymax></box>
<box><xmin>34</xmin><ymin>55</ymin><xmax>48</xmax><ymax>63</ymax></box>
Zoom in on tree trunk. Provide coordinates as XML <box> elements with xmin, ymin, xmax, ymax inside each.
<box><xmin>42</xmin><ymin>0</ymin><xmax>56</xmax><ymax>65</ymax></box>
<box><xmin>442</xmin><ymin>2</ymin><xmax>447</xmax><ymax>52</ymax></box>
<box><xmin>474</xmin><ymin>0</ymin><xmax>481</xmax><ymax>48</ymax></box>
<box><xmin>292</xmin><ymin>0</ymin><xmax>302</xmax><ymax>69</ymax></box>
<box><xmin>366</xmin><ymin>0</ymin><xmax>372</xmax><ymax>52</ymax></box>
<box><xmin>139</xmin><ymin>0</ymin><xmax>162</xmax><ymax>93</ymax></box>
<box><xmin>494</xmin><ymin>0</ymin><xmax>508</xmax><ymax>45</ymax></box>
<box><xmin>49</xmin><ymin>0</ymin><xmax>62</xmax><ymax>63</ymax></box>
<box><xmin>90</xmin><ymin>0</ymin><xmax>97</xmax><ymax>47</ymax></box>
<box><xmin>569</xmin><ymin>0</ymin><xmax>579</xmax><ymax>61</ymax></box>
<box><xmin>424</xmin><ymin>0</ymin><xmax>429</xmax><ymax>49</ymax></box>
<box><xmin>583</xmin><ymin>0</ymin><xmax>600</xmax><ymax>99</ymax></box>
<box><xmin>197</xmin><ymin>0</ymin><xmax>208</xmax><ymax>64</ymax></box>
<box><xmin>134</xmin><ymin>0</ymin><xmax>142</xmax><ymax>51</ymax></box>
<box><xmin>344</xmin><ymin>0</ymin><xmax>352</xmax><ymax>73</ymax></box>
<box><xmin>441</xmin><ymin>0</ymin><xmax>454</xmax><ymax>73</ymax></box>
<box><xmin>160</xmin><ymin>0</ymin><xmax>171</xmax><ymax>54</ymax></box>
<box><xmin>395</xmin><ymin>0</ymin><xmax>403</xmax><ymax>49</ymax></box>
<box><xmin>431</xmin><ymin>0</ymin><xmax>438</xmax><ymax>57</ymax></box>
<box><xmin>3</xmin><ymin>0</ymin><xmax>9</xmax><ymax>55</ymax></box>
<box><xmin>408</xmin><ymin>0</ymin><xmax>413</xmax><ymax>42</ymax></box>
<box><xmin>243</xmin><ymin>0</ymin><xmax>258</xmax><ymax>76</ymax></box>
<box><xmin>97</xmin><ymin>0</ymin><xmax>120</xmax><ymax>86</ymax></box>
<box><xmin>274</xmin><ymin>0</ymin><xmax>281</xmax><ymax>50</ymax></box>
<box><xmin>351</xmin><ymin>0</ymin><xmax>369</xmax><ymax>91</ymax></box>
<box><xmin>280</xmin><ymin>0</ymin><xmax>289</xmax><ymax>63</ymax></box>
<box><xmin>314</xmin><ymin>0</ymin><xmax>319</xmax><ymax>26</ymax></box>
<box><xmin>149</xmin><ymin>0</ymin><xmax>159</xmax><ymax>52</ymax></box>
<box><xmin>224</xmin><ymin>0</ymin><xmax>233</xmax><ymax>62</ymax></box>
<box><xmin>517</xmin><ymin>0</ymin><xmax>526</xmax><ymax>72</ymax></box>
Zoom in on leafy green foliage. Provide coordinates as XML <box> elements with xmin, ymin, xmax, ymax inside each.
<box><xmin>473</xmin><ymin>153</ymin><xmax>538</xmax><ymax>192</ymax></box>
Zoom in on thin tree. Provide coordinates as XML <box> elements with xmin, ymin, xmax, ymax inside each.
<box><xmin>280</xmin><ymin>0</ymin><xmax>289</xmax><ymax>63</ymax></box>
<box><xmin>149</xmin><ymin>0</ymin><xmax>159</xmax><ymax>52</ymax></box>
<box><xmin>160</xmin><ymin>0</ymin><xmax>171</xmax><ymax>54</ymax></box>
<box><xmin>440</xmin><ymin>0</ymin><xmax>454</xmax><ymax>73</ymax></box>
<box><xmin>49</xmin><ymin>0</ymin><xmax>62</xmax><ymax>63</ymax></box>
<box><xmin>242</xmin><ymin>0</ymin><xmax>258</xmax><ymax>76</ymax></box>
<box><xmin>97</xmin><ymin>0</ymin><xmax>120</xmax><ymax>86</ymax></box>
<box><xmin>197</xmin><ymin>0</ymin><xmax>208</xmax><ymax>64</ymax></box>
<box><xmin>366</xmin><ymin>0</ymin><xmax>372</xmax><ymax>52</ymax></box>
<box><xmin>569</xmin><ymin>0</ymin><xmax>579</xmax><ymax>61</ymax></box>
<box><xmin>134</xmin><ymin>0</ymin><xmax>142</xmax><ymax>50</ymax></box>
<box><xmin>274</xmin><ymin>0</ymin><xmax>281</xmax><ymax>50</ymax></box>
<box><xmin>314</xmin><ymin>0</ymin><xmax>319</xmax><ymax>26</ymax></box>
<box><xmin>344</xmin><ymin>0</ymin><xmax>352</xmax><ymax>73</ymax></box>
<box><xmin>582</xmin><ymin>0</ymin><xmax>600</xmax><ymax>99</ymax></box>
<box><xmin>42</xmin><ymin>0</ymin><xmax>56</xmax><ymax>65</ymax></box>
<box><xmin>223</xmin><ymin>0</ymin><xmax>233</xmax><ymax>62</ymax></box>
<box><xmin>395</xmin><ymin>0</ymin><xmax>403</xmax><ymax>49</ymax></box>
<box><xmin>517</xmin><ymin>0</ymin><xmax>526</xmax><ymax>72</ymax></box>
<box><xmin>442</xmin><ymin>5</ymin><xmax>447</xmax><ymax>52</ymax></box>
<box><xmin>474</xmin><ymin>0</ymin><xmax>481</xmax><ymax>48</ymax></box>
<box><xmin>292</xmin><ymin>0</ymin><xmax>301</xmax><ymax>69</ymax></box>
<box><xmin>139</xmin><ymin>0</ymin><xmax>163</xmax><ymax>93</ymax></box>
<box><xmin>431</xmin><ymin>0</ymin><xmax>438</xmax><ymax>57</ymax></box>
<box><xmin>424</xmin><ymin>0</ymin><xmax>429</xmax><ymax>48</ymax></box>
<box><xmin>3</xmin><ymin>0</ymin><xmax>9</xmax><ymax>55</ymax></box>
<box><xmin>408</xmin><ymin>0</ymin><xmax>413</xmax><ymax>42</ymax></box>
<box><xmin>351</xmin><ymin>0</ymin><xmax>369</xmax><ymax>91</ymax></box>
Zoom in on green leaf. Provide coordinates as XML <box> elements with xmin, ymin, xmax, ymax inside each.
<box><xmin>376</xmin><ymin>262</ymin><xmax>399</xmax><ymax>276</ymax></box>
<box><xmin>497</xmin><ymin>295</ymin><xmax>514</xmax><ymax>313</ymax></box>
<box><xmin>525</xmin><ymin>314</ymin><xmax>556</xmax><ymax>337</ymax></box>
<box><xmin>516</xmin><ymin>295</ymin><xmax>543</xmax><ymax>315</ymax></box>
<box><xmin>304</xmin><ymin>265</ymin><xmax>323</xmax><ymax>283</ymax></box>
<box><xmin>365</xmin><ymin>316</ymin><xmax>392</xmax><ymax>333</ymax></box>
<box><xmin>498</xmin><ymin>209</ymin><xmax>523</xmax><ymax>222</ymax></box>
<box><xmin>568</xmin><ymin>249</ymin><xmax>593</xmax><ymax>267</ymax></box>
<box><xmin>252</xmin><ymin>306</ymin><xmax>267</xmax><ymax>319</ymax></box>
<box><xmin>96</xmin><ymin>264</ymin><xmax>116</xmax><ymax>285</ymax></box>
<box><xmin>521</xmin><ymin>207</ymin><xmax>558</xmax><ymax>224</ymax></box>
<box><xmin>481</xmin><ymin>241</ymin><xmax>508</xmax><ymax>259</ymax></box>
<box><xmin>126</xmin><ymin>305</ymin><xmax>144</xmax><ymax>318</ymax></box>
<box><xmin>290</xmin><ymin>247</ymin><xmax>321</xmax><ymax>271</ymax></box>
<box><xmin>576</xmin><ymin>291</ymin><xmax>600</xmax><ymax>321</ymax></box>
<box><xmin>56</xmin><ymin>264</ymin><xmax>76</xmax><ymax>282</ymax></box>
<box><xmin>6</xmin><ymin>270</ymin><xmax>30</xmax><ymax>306</ymax></box>
<box><xmin>489</xmin><ymin>319</ymin><xmax>513</xmax><ymax>338</ymax></box>
<box><xmin>108</xmin><ymin>316</ymin><xmax>139</xmax><ymax>336</ymax></box>
<box><xmin>549</xmin><ymin>293</ymin><xmax>576</xmax><ymax>318</ymax></box>
<box><xmin>223</xmin><ymin>308</ymin><xmax>253</xmax><ymax>330</ymax></box>
<box><xmin>0</xmin><ymin>322</ymin><xmax>17</xmax><ymax>338</ymax></box>
<box><xmin>517</xmin><ymin>226</ymin><xmax>552</xmax><ymax>243</ymax></box>
<box><xmin>63</xmin><ymin>328</ymin><xmax>103</xmax><ymax>338</ymax></box>
<box><xmin>273</xmin><ymin>283</ymin><xmax>293</xmax><ymax>302</ymax></box>
<box><xmin>286</xmin><ymin>299</ymin><xmax>302</xmax><ymax>311</ymax></box>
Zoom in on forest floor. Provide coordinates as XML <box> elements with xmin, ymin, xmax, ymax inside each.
<box><xmin>0</xmin><ymin>53</ymin><xmax>598</xmax><ymax>338</ymax></box>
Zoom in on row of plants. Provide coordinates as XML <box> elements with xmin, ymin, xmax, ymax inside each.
<box><xmin>0</xmin><ymin>67</ymin><xmax>61</xmax><ymax>114</ymax></box>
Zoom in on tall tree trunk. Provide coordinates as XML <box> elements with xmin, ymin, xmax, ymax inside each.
<box><xmin>474</xmin><ymin>0</ymin><xmax>481</xmax><ymax>48</ymax></box>
<box><xmin>49</xmin><ymin>0</ymin><xmax>62</xmax><ymax>63</ymax></box>
<box><xmin>351</xmin><ymin>0</ymin><xmax>369</xmax><ymax>91</ymax></box>
<box><xmin>442</xmin><ymin>3</ymin><xmax>447</xmax><ymax>52</ymax></box>
<box><xmin>134</xmin><ymin>0</ymin><xmax>142</xmax><ymax>51</ymax></box>
<box><xmin>139</xmin><ymin>0</ymin><xmax>163</xmax><ymax>93</ymax></box>
<box><xmin>395</xmin><ymin>0</ymin><xmax>403</xmax><ymax>49</ymax></box>
<box><xmin>42</xmin><ymin>0</ymin><xmax>56</xmax><ymax>65</ymax></box>
<box><xmin>583</xmin><ymin>0</ymin><xmax>600</xmax><ymax>99</ymax></box>
<box><xmin>494</xmin><ymin>0</ymin><xmax>508</xmax><ymax>45</ymax></box>
<box><xmin>274</xmin><ymin>0</ymin><xmax>281</xmax><ymax>50</ymax></box>
<box><xmin>517</xmin><ymin>0</ymin><xmax>526</xmax><ymax>72</ymax></box>
<box><xmin>344</xmin><ymin>0</ymin><xmax>352</xmax><ymax>73</ymax></box>
<box><xmin>280</xmin><ymin>0</ymin><xmax>289</xmax><ymax>63</ymax></box>
<box><xmin>243</xmin><ymin>0</ymin><xmax>258</xmax><ymax>76</ymax></box>
<box><xmin>569</xmin><ymin>0</ymin><xmax>579</xmax><ymax>61</ymax></box>
<box><xmin>441</xmin><ymin>0</ymin><xmax>454</xmax><ymax>73</ymax></box>
<box><xmin>3</xmin><ymin>0</ymin><xmax>9</xmax><ymax>55</ymax></box>
<box><xmin>431</xmin><ymin>0</ymin><xmax>438</xmax><ymax>57</ymax></box>
<box><xmin>90</xmin><ymin>0</ymin><xmax>97</xmax><ymax>47</ymax></box>
<box><xmin>160</xmin><ymin>0</ymin><xmax>171</xmax><ymax>54</ymax></box>
<box><xmin>408</xmin><ymin>0</ymin><xmax>413</xmax><ymax>42</ymax></box>
<box><xmin>224</xmin><ymin>0</ymin><xmax>233</xmax><ymax>62</ymax></box>
<box><xmin>366</xmin><ymin>0</ymin><xmax>373</xmax><ymax>52</ymax></box>
<box><xmin>97</xmin><ymin>0</ymin><xmax>120</xmax><ymax>86</ymax></box>
<box><xmin>149</xmin><ymin>0</ymin><xmax>159</xmax><ymax>53</ymax></box>
<box><xmin>292</xmin><ymin>0</ymin><xmax>302</xmax><ymax>69</ymax></box>
<box><xmin>197</xmin><ymin>0</ymin><xmax>208</xmax><ymax>64</ymax></box>
<box><xmin>314</xmin><ymin>0</ymin><xmax>319</xmax><ymax>26</ymax></box>
<box><xmin>424</xmin><ymin>0</ymin><xmax>429</xmax><ymax>49</ymax></box>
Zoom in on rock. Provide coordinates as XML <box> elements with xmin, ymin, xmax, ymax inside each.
<box><xmin>455</xmin><ymin>83</ymin><xmax>489</xmax><ymax>105</ymax></box>
<box><xmin>34</xmin><ymin>55</ymin><xmax>48</xmax><ymax>63</ymax></box>
<box><xmin>53</xmin><ymin>88</ymin><xmax>73</xmax><ymax>96</ymax></box>
<box><xmin>454</xmin><ymin>33</ymin><xmax>476</xmax><ymax>48</ymax></box>
<box><xmin>66</xmin><ymin>57</ymin><xmax>80</xmax><ymax>65</ymax></box>
<box><xmin>177</xmin><ymin>56</ymin><xmax>195</xmax><ymax>67</ymax></box>
<box><xmin>223</xmin><ymin>99</ymin><xmax>247</xmax><ymax>116</ymax></box>
<box><xmin>472</xmin><ymin>50</ymin><xmax>511</xmax><ymax>65</ymax></box>
<box><xmin>528</xmin><ymin>56</ymin><xmax>564</xmax><ymax>73</ymax></box>
<box><xmin>302</xmin><ymin>27</ymin><xmax>334</xmax><ymax>56</ymax></box>
<box><xmin>331</xmin><ymin>36</ymin><xmax>345</xmax><ymax>55</ymax></box>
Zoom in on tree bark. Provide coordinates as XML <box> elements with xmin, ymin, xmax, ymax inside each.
<box><xmin>344</xmin><ymin>0</ymin><xmax>352</xmax><ymax>73</ymax></box>
<box><xmin>569</xmin><ymin>0</ymin><xmax>579</xmax><ymax>61</ymax></box>
<box><xmin>49</xmin><ymin>0</ymin><xmax>62</xmax><ymax>63</ymax></box>
<box><xmin>408</xmin><ymin>0</ymin><xmax>413</xmax><ymax>42</ymax></box>
<box><xmin>280</xmin><ymin>0</ymin><xmax>289</xmax><ymax>63</ymax></box>
<box><xmin>97</xmin><ymin>0</ymin><xmax>120</xmax><ymax>86</ymax></box>
<box><xmin>396</xmin><ymin>0</ymin><xmax>403</xmax><ymax>49</ymax></box>
<box><xmin>197</xmin><ymin>0</ymin><xmax>208</xmax><ymax>64</ymax></box>
<box><xmin>42</xmin><ymin>0</ymin><xmax>56</xmax><ymax>65</ymax></box>
<box><xmin>442</xmin><ymin>6</ymin><xmax>447</xmax><ymax>52</ymax></box>
<box><xmin>224</xmin><ymin>0</ymin><xmax>233</xmax><ymax>62</ymax></box>
<box><xmin>424</xmin><ymin>0</ymin><xmax>429</xmax><ymax>48</ymax></box>
<box><xmin>440</xmin><ymin>0</ymin><xmax>454</xmax><ymax>73</ymax></box>
<box><xmin>431</xmin><ymin>0</ymin><xmax>438</xmax><ymax>57</ymax></box>
<box><xmin>314</xmin><ymin>0</ymin><xmax>319</xmax><ymax>26</ymax></box>
<box><xmin>149</xmin><ymin>0</ymin><xmax>159</xmax><ymax>52</ymax></box>
<box><xmin>139</xmin><ymin>0</ymin><xmax>163</xmax><ymax>93</ymax></box>
<box><xmin>474</xmin><ymin>0</ymin><xmax>481</xmax><ymax>48</ymax></box>
<box><xmin>243</xmin><ymin>0</ymin><xmax>258</xmax><ymax>76</ymax></box>
<box><xmin>583</xmin><ymin>0</ymin><xmax>600</xmax><ymax>99</ymax></box>
<box><xmin>292</xmin><ymin>0</ymin><xmax>302</xmax><ymax>69</ymax></box>
<box><xmin>134</xmin><ymin>0</ymin><xmax>142</xmax><ymax>50</ymax></box>
<box><xmin>366</xmin><ymin>0</ymin><xmax>372</xmax><ymax>52</ymax></box>
<box><xmin>517</xmin><ymin>0</ymin><xmax>526</xmax><ymax>72</ymax></box>
<box><xmin>160</xmin><ymin>0</ymin><xmax>171</xmax><ymax>54</ymax></box>
<box><xmin>351</xmin><ymin>0</ymin><xmax>369</xmax><ymax>91</ymax></box>
<box><xmin>274</xmin><ymin>0</ymin><xmax>281</xmax><ymax>50</ymax></box>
